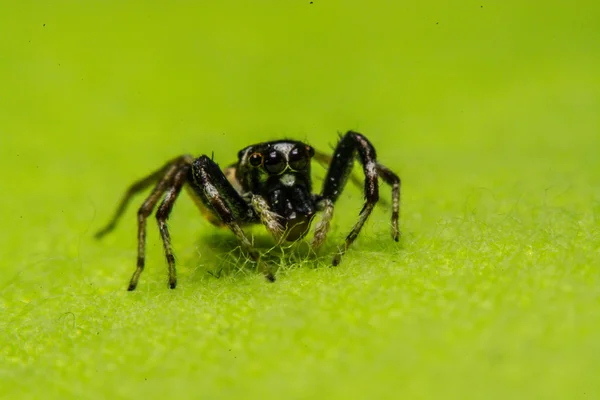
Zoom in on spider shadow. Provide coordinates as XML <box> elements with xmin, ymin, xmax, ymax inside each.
<box><xmin>183</xmin><ymin>227</ymin><xmax>337</xmax><ymax>283</ymax></box>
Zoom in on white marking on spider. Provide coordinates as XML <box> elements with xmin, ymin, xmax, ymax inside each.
<box><xmin>205</xmin><ymin>183</ymin><xmax>219</xmax><ymax>199</ymax></box>
<box><xmin>272</xmin><ymin>143</ymin><xmax>295</xmax><ymax>159</ymax></box>
<box><xmin>239</xmin><ymin>148</ymin><xmax>251</xmax><ymax>165</ymax></box>
<box><xmin>366</xmin><ymin>161</ymin><xmax>377</xmax><ymax>178</ymax></box>
<box><xmin>280</xmin><ymin>174</ymin><xmax>296</xmax><ymax>186</ymax></box>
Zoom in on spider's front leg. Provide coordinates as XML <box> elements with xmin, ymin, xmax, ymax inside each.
<box><xmin>318</xmin><ymin>131</ymin><xmax>401</xmax><ymax>266</ymax></box>
<box><xmin>190</xmin><ymin>156</ymin><xmax>275</xmax><ymax>282</ymax></box>
<box><xmin>250</xmin><ymin>194</ymin><xmax>285</xmax><ymax>241</ymax></box>
<box><xmin>95</xmin><ymin>155</ymin><xmax>194</xmax><ymax>291</ymax></box>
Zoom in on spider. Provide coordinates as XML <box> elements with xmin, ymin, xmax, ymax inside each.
<box><xmin>95</xmin><ymin>131</ymin><xmax>401</xmax><ymax>290</ymax></box>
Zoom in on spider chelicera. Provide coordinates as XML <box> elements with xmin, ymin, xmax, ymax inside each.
<box><xmin>95</xmin><ymin>130</ymin><xmax>401</xmax><ymax>290</ymax></box>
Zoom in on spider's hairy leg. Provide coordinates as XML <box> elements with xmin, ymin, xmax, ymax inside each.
<box><xmin>191</xmin><ymin>156</ymin><xmax>275</xmax><ymax>282</ymax></box>
<box><xmin>377</xmin><ymin>163</ymin><xmax>401</xmax><ymax>241</ymax></box>
<box><xmin>313</xmin><ymin>150</ymin><xmax>390</xmax><ymax>206</ymax></box>
<box><xmin>310</xmin><ymin>198</ymin><xmax>334</xmax><ymax>249</ymax></box>
<box><xmin>320</xmin><ymin>131</ymin><xmax>381</xmax><ymax>266</ymax></box>
<box><xmin>95</xmin><ymin>155</ymin><xmax>194</xmax><ymax>238</ymax></box>
<box><xmin>318</xmin><ymin>148</ymin><xmax>401</xmax><ymax>242</ymax></box>
<box><xmin>155</xmin><ymin>168</ymin><xmax>188</xmax><ymax>289</ymax></box>
<box><xmin>127</xmin><ymin>156</ymin><xmax>194</xmax><ymax>291</ymax></box>
<box><xmin>251</xmin><ymin>195</ymin><xmax>284</xmax><ymax>240</ymax></box>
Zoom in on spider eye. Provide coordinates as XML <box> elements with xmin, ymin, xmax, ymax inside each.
<box><xmin>264</xmin><ymin>151</ymin><xmax>286</xmax><ymax>174</ymax></box>
<box><xmin>289</xmin><ymin>146</ymin><xmax>309</xmax><ymax>171</ymax></box>
<box><xmin>249</xmin><ymin>152</ymin><xmax>263</xmax><ymax>167</ymax></box>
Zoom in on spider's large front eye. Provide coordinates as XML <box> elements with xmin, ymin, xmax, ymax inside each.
<box><xmin>289</xmin><ymin>146</ymin><xmax>310</xmax><ymax>171</ymax></box>
<box><xmin>264</xmin><ymin>151</ymin><xmax>286</xmax><ymax>174</ymax></box>
<box><xmin>249</xmin><ymin>152</ymin><xmax>263</xmax><ymax>167</ymax></box>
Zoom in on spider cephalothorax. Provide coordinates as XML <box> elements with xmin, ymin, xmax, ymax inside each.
<box><xmin>236</xmin><ymin>140</ymin><xmax>317</xmax><ymax>241</ymax></box>
<box><xmin>96</xmin><ymin>131</ymin><xmax>401</xmax><ymax>290</ymax></box>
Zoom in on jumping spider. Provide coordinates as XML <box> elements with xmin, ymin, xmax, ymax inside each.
<box><xmin>96</xmin><ymin>131</ymin><xmax>401</xmax><ymax>290</ymax></box>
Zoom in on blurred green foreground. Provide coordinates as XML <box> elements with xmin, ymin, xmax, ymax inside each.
<box><xmin>1</xmin><ymin>1</ymin><xmax>599</xmax><ymax>399</ymax></box>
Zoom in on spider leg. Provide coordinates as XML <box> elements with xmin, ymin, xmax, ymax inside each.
<box><xmin>314</xmin><ymin>149</ymin><xmax>392</xmax><ymax>208</ymax></box>
<box><xmin>153</xmin><ymin>167</ymin><xmax>189</xmax><ymax>290</ymax></box>
<box><xmin>128</xmin><ymin>157</ymin><xmax>194</xmax><ymax>291</ymax></box>
<box><xmin>319</xmin><ymin>131</ymin><xmax>398</xmax><ymax>266</ymax></box>
<box><xmin>95</xmin><ymin>155</ymin><xmax>193</xmax><ymax>238</ymax></box>
<box><xmin>190</xmin><ymin>156</ymin><xmax>275</xmax><ymax>282</ymax></box>
<box><xmin>310</xmin><ymin>198</ymin><xmax>334</xmax><ymax>249</ymax></box>
<box><xmin>376</xmin><ymin>163</ymin><xmax>401</xmax><ymax>241</ymax></box>
<box><xmin>251</xmin><ymin>195</ymin><xmax>285</xmax><ymax>240</ymax></box>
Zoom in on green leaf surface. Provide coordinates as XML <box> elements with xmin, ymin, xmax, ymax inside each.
<box><xmin>1</xmin><ymin>1</ymin><xmax>599</xmax><ymax>399</ymax></box>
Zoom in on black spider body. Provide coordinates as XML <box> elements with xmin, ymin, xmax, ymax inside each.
<box><xmin>236</xmin><ymin>140</ymin><xmax>317</xmax><ymax>240</ymax></box>
<box><xmin>96</xmin><ymin>131</ymin><xmax>401</xmax><ymax>290</ymax></box>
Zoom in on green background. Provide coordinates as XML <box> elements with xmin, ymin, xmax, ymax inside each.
<box><xmin>1</xmin><ymin>1</ymin><xmax>599</xmax><ymax>398</ymax></box>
